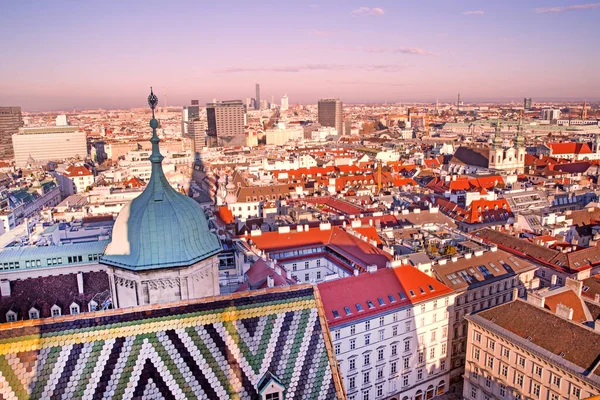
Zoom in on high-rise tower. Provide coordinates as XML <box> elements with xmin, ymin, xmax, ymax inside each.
<box><xmin>255</xmin><ymin>83</ymin><xmax>261</xmax><ymax>110</ymax></box>
<box><xmin>318</xmin><ymin>98</ymin><xmax>343</xmax><ymax>135</ymax></box>
<box><xmin>0</xmin><ymin>107</ymin><xmax>23</xmax><ymax>160</ymax></box>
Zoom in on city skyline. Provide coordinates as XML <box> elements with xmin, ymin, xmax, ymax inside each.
<box><xmin>1</xmin><ymin>0</ymin><xmax>600</xmax><ymax>110</ymax></box>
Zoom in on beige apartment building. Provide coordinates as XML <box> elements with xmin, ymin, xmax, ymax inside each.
<box><xmin>464</xmin><ymin>298</ymin><xmax>599</xmax><ymax>400</ymax></box>
<box><xmin>12</xmin><ymin>126</ymin><xmax>87</xmax><ymax>167</ymax></box>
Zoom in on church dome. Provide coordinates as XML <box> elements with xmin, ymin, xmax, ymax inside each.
<box><xmin>101</xmin><ymin>90</ymin><xmax>221</xmax><ymax>270</ymax></box>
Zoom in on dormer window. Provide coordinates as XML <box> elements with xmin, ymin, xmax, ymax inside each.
<box><xmin>28</xmin><ymin>307</ymin><xmax>40</xmax><ymax>319</ymax></box>
<box><xmin>6</xmin><ymin>310</ymin><xmax>17</xmax><ymax>322</ymax></box>
<box><xmin>89</xmin><ymin>300</ymin><xmax>98</xmax><ymax>312</ymax></box>
<box><xmin>70</xmin><ymin>302</ymin><xmax>80</xmax><ymax>315</ymax></box>
<box><xmin>51</xmin><ymin>305</ymin><xmax>62</xmax><ymax>317</ymax></box>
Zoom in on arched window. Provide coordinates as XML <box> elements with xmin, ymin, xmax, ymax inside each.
<box><xmin>437</xmin><ymin>380</ymin><xmax>446</xmax><ymax>395</ymax></box>
<box><xmin>415</xmin><ymin>390</ymin><xmax>424</xmax><ymax>400</ymax></box>
<box><xmin>491</xmin><ymin>155</ymin><xmax>495</xmax><ymax>163</ymax></box>
<box><xmin>426</xmin><ymin>385</ymin><xmax>435</xmax><ymax>399</ymax></box>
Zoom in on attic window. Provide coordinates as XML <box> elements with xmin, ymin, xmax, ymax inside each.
<box><xmin>419</xmin><ymin>287</ymin><xmax>425</xmax><ymax>294</ymax></box>
<box><xmin>399</xmin><ymin>292</ymin><xmax>407</xmax><ymax>300</ymax></box>
<box><xmin>332</xmin><ymin>310</ymin><xmax>340</xmax><ymax>319</ymax></box>
<box><xmin>356</xmin><ymin>304</ymin><xmax>363</xmax><ymax>312</ymax></box>
<box><xmin>344</xmin><ymin>307</ymin><xmax>352</xmax><ymax>315</ymax></box>
<box><xmin>409</xmin><ymin>290</ymin><xmax>416</xmax><ymax>297</ymax></box>
<box><xmin>51</xmin><ymin>305</ymin><xmax>61</xmax><ymax>317</ymax></box>
<box><xmin>377</xmin><ymin>297</ymin><xmax>385</xmax><ymax>306</ymax></box>
<box><xmin>388</xmin><ymin>295</ymin><xmax>396</xmax><ymax>303</ymax></box>
<box><xmin>367</xmin><ymin>300</ymin><xmax>375</xmax><ymax>309</ymax></box>
<box><xmin>428</xmin><ymin>284</ymin><xmax>435</xmax><ymax>291</ymax></box>
<box><xmin>6</xmin><ymin>311</ymin><xmax>17</xmax><ymax>322</ymax></box>
<box><xmin>29</xmin><ymin>308</ymin><xmax>39</xmax><ymax>319</ymax></box>
<box><xmin>70</xmin><ymin>302</ymin><xmax>80</xmax><ymax>315</ymax></box>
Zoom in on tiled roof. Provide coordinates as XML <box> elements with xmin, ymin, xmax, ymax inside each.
<box><xmin>318</xmin><ymin>265</ymin><xmax>453</xmax><ymax>327</ymax></box>
<box><xmin>582</xmin><ymin>274</ymin><xmax>600</xmax><ymax>300</ymax></box>
<box><xmin>543</xmin><ymin>289</ymin><xmax>589</xmax><ymax>323</ymax></box>
<box><xmin>0</xmin><ymin>286</ymin><xmax>344</xmax><ymax>399</ymax></box>
<box><xmin>65</xmin><ymin>165</ymin><xmax>93</xmax><ymax>177</ymax></box>
<box><xmin>549</xmin><ymin>142</ymin><xmax>593</xmax><ymax>155</ymax></box>
<box><xmin>472</xmin><ymin>300</ymin><xmax>600</xmax><ymax>379</ymax></box>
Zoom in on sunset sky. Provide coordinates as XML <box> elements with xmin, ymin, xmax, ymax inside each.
<box><xmin>1</xmin><ymin>0</ymin><xmax>599</xmax><ymax>110</ymax></box>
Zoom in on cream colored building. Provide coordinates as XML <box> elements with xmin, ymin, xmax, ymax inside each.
<box><xmin>464</xmin><ymin>298</ymin><xmax>599</xmax><ymax>400</ymax></box>
<box><xmin>13</xmin><ymin>126</ymin><xmax>87</xmax><ymax>167</ymax></box>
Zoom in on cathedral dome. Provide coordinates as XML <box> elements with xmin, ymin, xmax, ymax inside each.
<box><xmin>101</xmin><ymin>90</ymin><xmax>221</xmax><ymax>270</ymax></box>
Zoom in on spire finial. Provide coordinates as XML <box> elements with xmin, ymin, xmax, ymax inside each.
<box><xmin>147</xmin><ymin>87</ymin><xmax>163</xmax><ymax>165</ymax></box>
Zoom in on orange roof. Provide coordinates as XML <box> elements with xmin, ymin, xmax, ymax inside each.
<box><xmin>318</xmin><ymin>265</ymin><xmax>453</xmax><ymax>327</ymax></box>
<box><xmin>544</xmin><ymin>290</ymin><xmax>588</xmax><ymax>323</ymax></box>
<box><xmin>218</xmin><ymin>206</ymin><xmax>235</xmax><ymax>224</ymax></box>
<box><xmin>549</xmin><ymin>142</ymin><xmax>592</xmax><ymax>155</ymax></box>
<box><xmin>65</xmin><ymin>165</ymin><xmax>92</xmax><ymax>177</ymax></box>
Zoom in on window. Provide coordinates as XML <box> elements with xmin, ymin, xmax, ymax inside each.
<box><xmin>417</xmin><ymin>368</ymin><xmax>423</xmax><ymax>380</ymax></box>
<box><xmin>364</xmin><ymin>353</ymin><xmax>370</xmax><ymax>366</ymax></box>
<box><xmin>485</xmin><ymin>375</ymin><xmax>492</xmax><ymax>388</ymax></box>
<box><xmin>356</xmin><ymin>303</ymin><xmax>363</xmax><ymax>312</ymax></box>
<box><xmin>378</xmin><ymin>297</ymin><xmax>385</xmax><ymax>306</ymax></box>
<box><xmin>351</xmin><ymin>325</ymin><xmax>356</xmax><ymax>335</ymax></box>
<box><xmin>550</xmin><ymin>394</ymin><xmax>560</xmax><ymax>400</ymax></box>
<box><xmin>316</xmin><ymin>271</ymin><xmax>321</xmax><ymax>280</ymax></box>
<box><xmin>70</xmin><ymin>303</ymin><xmax>80</xmax><ymax>315</ymax></box>
<box><xmin>388</xmin><ymin>294</ymin><xmax>396</xmax><ymax>303</ymax></box>
<box><xmin>440</xmin><ymin>360</ymin><xmax>446</xmax><ymax>371</ymax></box>
<box><xmin>433</xmin><ymin>300</ymin><xmax>437</xmax><ymax>309</ymax></box>
<box><xmin>403</xmin><ymin>356</ymin><xmax>410</xmax><ymax>369</ymax></box>
<box><xmin>6</xmin><ymin>311</ymin><xmax>17</xmax><ymax>322</ymax></box>
<box><xmin>367</xmin><ymin>300</ymin><xmax>374</xmax><ymax>309</ymax></box>
<box><xmin>486</xmin><ymin>355</ymin><xmax>494</xmax><ymax>369</ymax></box>
<box><xmin>304</xmin><ymin>273</ymin><xmax>309</xmax><ymax>282</ymax></box>
<box><xmin>362</xmin><ymin>390</ymin><xmax>370</xmax><ymax>400</ymax></box>
<box><xmin>474</xmin><ymin>331</ymin><xmax>482</xmax><ymax>343</ymax></box>
<box><xmin>515</xmin><ymin>372</ymin><xmax>524</xmax><ymax>387</ymax></box>
<box><xmin>376</xmin><ymin>384</ymin><xmax>383</xmax><ymax>397</ymax></box>
<box><xmin>393</xmin><ymin>312</ymin><xmax>398</xmax><ymax>322</ymax></box>
<box><xmin>517</xmin><ymin>355</ymin><xmax>525</xmax><ymax>368</ymax></box>
<box><xmin>350</xmin><ymin>339</ymin><xmax>356</xmax><ymax>350</ymax></box>
<box><xmin>377</xmin><ymin>348</ymin><xmax>384</xmax><ymax>361</ymax></box>
<box><xmin>470</xmin><ymin>386</ymin><xmax>477</xmax><ymax>399</ymax></box>
<box><xmin>473</xmin><ymin>347</ymin><xmax>480</xmax><ymax>361</ymax></box>
<box><xmin>379</xmin><ymin>316</ymin><xmax>384</xmax><ymax>327</ymax></box>
<box><xmin>487</xmin><ymin>338</ymin><xmax>495</xmax><ymax>351</ymax></box>
<box><xmin>420</xmin><ymin>317</ymin><xmax>425</xmax><ymax>327</ymax></box>
<box><xmin>334</xmin><ymin>344</ymin><xmax>340</xmax><ymax>355</ymax></box>
<box><xmin>552</xmin><ymin>375</ymin><xmax>561</xmax><ymax>388</ymax></box>
<box><xmin>349</xmin><ymin>376</ymin><xmax>356</xmax><ymax>389</ymax></box>
<box><xmin>430</xmin><ymin>347</ymin><xmax>435</xmax><ymax>359</ymax></box>
<box><xmin>28</xmin><ymin>308</ymin><xmax>39</xmax><ymax>319</ymax></box>
<box><xmin>500</xmin><ymin>364</ymin><xmax>508</xmax><ymax>378</ymax></box>
<box><xmin>572</xmin><ymin>385</ymin><xmax>581</xmax><ymax>398</ymax></box>
<box><xmin>442</xmin><ymin>326</ymin><xmax>447</xmax><ymax>339</ymax></box>
<box><xmin>431</xmin><ymin>330</ymin><xmax>436</xmax><ymax>342</ymax></box>
<box><xmin>365</xmin><ymin>334</ymin><xmax>371</xmax><ymax>346</ymax></box>
<box><xmin>304</xmin><ymin>261</ymin><xmax>309</xmax><ymax>269</ymax></box>
<box><xmin>532</xmin><ymin>383</ymin><xmax>541</xmax><ymax>398</ymax></box>
<box><xmin>365</xmin><ymin>320</ymin><xmax>371</xmax><ymax>330</ymax></box>
<box><xmin>421</xmin><ymin>304</ymin><xmax>426</xmax><ymax>313</ymax></box>
<box><xmin>51</xmin><ymin>305</ymin><xmax>61</xmax><ymax>317</ymax></box>
<box><xmin>377</xmin><ymin>367</ymin><xmax>384</xmax><ymax>380</ymax></box>
<box><xmin>390</xmin><ymin>361</ymin><xmax>397</xmax><ymax>374</ymax></box>
<box><xmin>335</xmin><ymin>330</ymin><xmax>340</xmax><ymax>340</ymax></box>
<box><xmin>402</xmin><ymin>374</ymin><xmax>409</xmax><ymax>387</ymax></box>
<box><xmin>292</xmin><ymin>263</ymin><xmax>297</xmax><ymax>271</ymax></box>
<box><xmin>392</xmin><ymin>325</ymin><xmax>398</xmax><ymax>336</ymax></box>
<box><xmin>418</xmin><ymin>350</ymin><xmax>425</xmax><ymax>364</ymax></box>
<box><xmin>349</xmin><ymin>358</ymin><xmax>356</xmax><ymax>370</ymax></box>
<box><xmin>533</xmin><ymin>364</ymin><xmax>542</xmax><ymax>377</ymax></box>
<box><xmin>441</xmin><ymin>343</ymin><xmax>447</xmax><ymax>356</ymax></box>
<box><xmin>391</xmin><ymin>343</ymin><xmax>397</xmax><ymax>356</ymax></box>
<box><xmin>265</xmin><ymin>393</ymin><xmax>280</xmax><ymax>400</ymax></box>
<box><xmin>502</xmin><ymin>347</ymin><xmax>510</xmax><ymax>358</ymax></box>
<box><xmin>499</xmin><ymin>384</ymin><xmax>506</xmax><ymax>398</ymax></box>
<box><xmin>404</xmin><ymin>339</ymin><xmax>411</xmax><ymax>352</ymax></box>
<box><xmin>333</xmin><ymin>310</ymin><xmax>340</xmax><ymax>319</ymax></box>
<box><xmin>405</xmin><ymin>321</ymin><xmax>411</xmax><ymax>332</ymax></box>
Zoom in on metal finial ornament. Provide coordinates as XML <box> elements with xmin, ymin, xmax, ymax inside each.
<box><xmin>148</xmin><ymin>87</ymin><xmax>159</xmax><ymax>110</ymax></box>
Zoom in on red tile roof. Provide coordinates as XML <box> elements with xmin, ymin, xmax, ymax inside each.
<box><xmin>218</xmin><ymin>206</ymin><xmax>235</xmax><ymax>224</ymax></box>
<box><xmin>65</xmin><ymin>165</ymin><xmax>92</xmax><ymax>177</ymax></box>
<box><xmin>549</xmin><ymin>142</ymin><xmax>592</xmax><ymax>155</ymax></box>
<box><xmin>543</xmin><ymin>290</ymin><xmax>589</xmax><ymax>323</ymax></box>
<box><xmin>318</xmin><ymin>265</ymin><xmax>453</xmax><ymax>327</ymax></box>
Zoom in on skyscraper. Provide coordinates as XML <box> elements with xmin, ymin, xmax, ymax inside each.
<box><xmin>318</xmin><ymin>98</ymin><xmax>343</xmax><ymax>135</ymax></box>
<box><xmin>206</xmin><ymin>100</ymin><xmax>246</xmax><ymax>147</ymax></box>
<box><xmin>281</xmin><ymin>94</ymin><xmax>289</xmax><ymax>111</ymax></box>
<box><xmin>181</xmin><ymin>100</ymin><xmax>200</xmax><ymax>137</ymax></box>
<box><xmin>255</xmin><ymin>83</ymin><xmax>261</xmax><ymax>110</ymax></box>
<box><xmin>524</xmin><ymin>97</ymin><xmax>532</xmax><ymax>111</ymax></box>
<box><xmin>0</xmin><ymin>107</ymin><xmax>23</xmax><ymax>160</ymax></box>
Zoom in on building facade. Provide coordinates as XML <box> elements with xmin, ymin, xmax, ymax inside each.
<box><xmin>318</xmin><ymin>98</ymin><xmax>344</xmax><ymax>136</ymax></box>
<box><xmin>0</xmin><ymin>106</ymin><xmax>22</xmax><ymax>160</ymax></box>
<box><xmin>12</xmin><ymin>126</ymin><xmax>87</xmax><ymax>167</ymax></box>
<box><xmin>206</xmin><ymin>100</ymin><xmax>246</xmax><ymax>147</ymax></box>
<box><xmin>464</xmin><ymin>299</ymin><xmax>599</xmax><ymax>400</ymax></box>
<box><xmin>319</xmin><ymin>265</ymin><xmax>456</xmax><ymax>400</ymax></box>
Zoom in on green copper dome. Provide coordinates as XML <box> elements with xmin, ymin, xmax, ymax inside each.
<box><xmin>101</xmin><ymin>88</ymin><xmax>221</xmax><ymax>270</ymax></box>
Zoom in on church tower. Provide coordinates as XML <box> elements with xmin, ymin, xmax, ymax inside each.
<box><xmin>514</xmin><ymin>117</ymin><xmax>526</xmax><ymax>173</ymax></box>
<box><xmin>101</xmin><ymin>88</ymin><xmax>222</xmax><ymax>308</ymax></box>
<box><xmin>489</xmin><ymin>117</ymin><xmax>504</xmax><ymax>169</ymax></box>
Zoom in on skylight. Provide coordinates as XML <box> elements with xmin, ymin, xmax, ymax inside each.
<box><xmin>409</xmin><ymin>290</ymin><xmax>416</xmax><ymax>297</ymax></box>
<box><xmin>332</xmin><ymin>310</ymin><xmax>340</xmax><ymax>318</ymax></box>
<box><xmin>418</xmin><ymin>287</ymin><xmax>425</xmax><ymax>294</ymax></box>
<box><xmin>377</xmin><ymin>297</ymin><xmax>385</xmax><ymax>306</ymax></box>
<box><xmin>428</xmin><ymin>284</ymin><xmax>435</xmax><ymax>291</ymax></box>
<box><xmin>344</xmin><ymin>307</ymin><xmax>352</xmax><ymax>315</ymax></box>
<box><xmin>356</xmin><ymin>303</ymin><xmax>363</xmax><ymax>312</ymax></box>
<box><xmin>388</xmin><ymin>294</ymin><xmax>396</xmax><ymax>303</ymax></box>
<box><xmin>367</xmin><ymin>300</ymin><xmax>375</xmax><ymax>309</ymax></box>
<box><xmin>399</xmin><ymin>292</ymin><xmax>407</xmax><ymax>300</ymax></box>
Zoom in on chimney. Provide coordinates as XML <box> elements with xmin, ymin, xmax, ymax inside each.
<box><xmin>512</xmin><ymin>287</ymin><xmax>519</xmax><ymax>300</ymax></box>
<box><xmin>551</xmin><ymin>275</ymin><xmax>558</xmax><ymax>287</ymax></box>
<box><xmin>595</xmin><ymin>319</ymin><xmax>600</xmax><ymax>332</ymax></box>
<box><xmin>0</xmin><ymin>280</ymin><xmax>10</xmax><ymax>297</ymax></box>
<box><xmin>555</xmin><ymin>303</ymin><xmax>574</xmax><ymax>320</ymax></box>
<box><xmin>565</xmin><ymin>277</ymin><xmax>583</xmax><ymax>297</ymax></box>
<box><xmin>367</xmin><ymin>265</ymin><xmax>377</xmax><ymax>273</ymax></box>
<box><xmin>267</xmin><ymin>275</ymin><xmax>274</xmax><ymax>288</ymax></box>
<box><xmin>527</xmin><ymin>292</ymin><xmax>545</xmax><ymax>308</ymax></box>
<box><xmin>353</xmin><ymin>269</ymin><xmax>359</xmax><ymax>276</ymax></box>
<box><xmin>77</xmin><ymin>272</ymin><xmax>84</xmax><ymax>295</ymax></box>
